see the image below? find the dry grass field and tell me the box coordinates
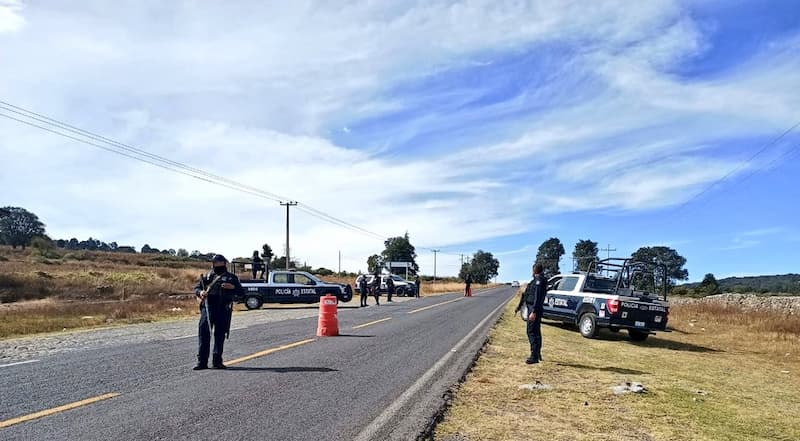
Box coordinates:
[435,293,800,441]
[0,246,480,338]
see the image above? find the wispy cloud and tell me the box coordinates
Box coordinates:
[1,1,798,276]
[718,227,786,251]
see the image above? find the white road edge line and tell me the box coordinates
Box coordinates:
[0,359,40,368]
[168,335,195,341]
[354,291,514,441]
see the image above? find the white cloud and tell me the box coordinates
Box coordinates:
[1,1,798,277]
[0,0,25,33]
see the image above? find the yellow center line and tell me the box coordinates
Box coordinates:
[408,297,462,314]
[352,317,392,329]
[0,392,120,429]
[226,338,315,366]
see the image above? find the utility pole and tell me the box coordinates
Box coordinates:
[338,250,341,274]
[280,201,298,270]
[432,250,440,282]
[460,254,465,268]
[601,244,617,260]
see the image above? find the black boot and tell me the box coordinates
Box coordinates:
[193,364,208,371]
[525,354,539,365]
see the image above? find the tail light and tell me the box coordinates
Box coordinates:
[607,299,620,314]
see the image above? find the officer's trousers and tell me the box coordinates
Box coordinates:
[198,303,230,365]
[526,311,543,360]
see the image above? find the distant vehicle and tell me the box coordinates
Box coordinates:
[232,270,353,309]
[354,274,417,297]
[511,281,520,288]
[540,258,670,342]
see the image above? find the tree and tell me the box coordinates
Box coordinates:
[141,244,153,254]
[458,262,471,281]
[573,239,599,272]
[0,207,46,249]
[367,254,383,273]
[630,246,689,291]
[261,243,274,270]
[177,248,189,258]
[271,256,298,269]
[68,238,79,250]
[697,273,721,296]
[461,250,500,284]
[31,236,59,258]
[536,237,565,278]
[381,233,419,274]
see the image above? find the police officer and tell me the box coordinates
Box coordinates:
[386,276,395,302]
[193,254,244,370]
[251,250,265,279]
[358,274,369,307]
[515,262,547,364]
[371,270,381,306]
[414,275,421,298]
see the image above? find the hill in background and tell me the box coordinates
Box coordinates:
[681,273,800,295]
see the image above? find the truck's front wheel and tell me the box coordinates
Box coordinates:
[244,295,263,310]
[578,313,599,338]
[339,286,353,303]
[629,330,650,342]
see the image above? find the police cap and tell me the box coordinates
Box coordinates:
[211,254,228,263]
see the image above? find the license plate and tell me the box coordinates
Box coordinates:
[654,316,662,323]
[635,321,645,328]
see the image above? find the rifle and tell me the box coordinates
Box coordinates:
[199,273,223,336]
[200,273,235,340]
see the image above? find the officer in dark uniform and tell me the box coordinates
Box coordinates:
[414,275,421,298]
[386,276,395,302]
[464,273,473,297]
[358,274,368,307]
[371,270,381,306]
[193,254,244,370]
[515,262,547,364]
[251,250,265,279]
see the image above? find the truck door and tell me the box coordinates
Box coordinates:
[290,273,321,302]
[547,276,582,319]
[271,272,295,302]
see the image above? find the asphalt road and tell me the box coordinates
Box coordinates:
[1,286,516,441]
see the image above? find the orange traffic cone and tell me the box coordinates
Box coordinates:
[317,295,339,336]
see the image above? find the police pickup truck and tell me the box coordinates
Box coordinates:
[541,258,670,342]
[235,270,353,309]
[354,274,417,296]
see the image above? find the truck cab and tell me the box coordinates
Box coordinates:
[541,258,670,341]
[236,270,353,309]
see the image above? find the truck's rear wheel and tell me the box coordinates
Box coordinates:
[578,313,599,338]
[629,330,650,342]
[245,295,263,310]
[396,287,406,297]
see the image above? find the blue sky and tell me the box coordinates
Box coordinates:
[1,0,799,282]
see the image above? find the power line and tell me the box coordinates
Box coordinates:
[0,100,395,242]
[671,119,800,214]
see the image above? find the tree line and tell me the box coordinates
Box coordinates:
[677,273,800,296]
[533,237,689,291]
[2,206,504,281]
[364,233,500,284]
